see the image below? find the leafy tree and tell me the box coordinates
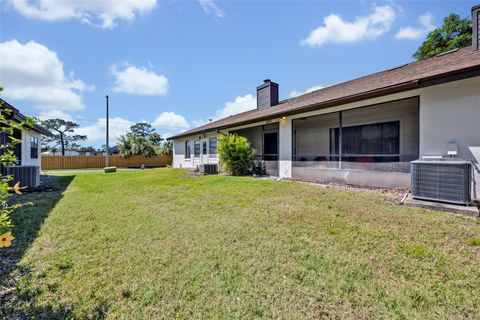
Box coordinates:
[414,14,472,60]
[148,133,163,146]
[117,122,163,157]
[217,134,255,176]
[41,119,87,156]
[1,88,36,247]
[130,122,155,139]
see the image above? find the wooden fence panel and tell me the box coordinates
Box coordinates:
[41,155,172,170]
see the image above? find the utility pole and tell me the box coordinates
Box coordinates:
[105,95,109,167]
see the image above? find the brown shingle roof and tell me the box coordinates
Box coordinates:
[168,47,480,140]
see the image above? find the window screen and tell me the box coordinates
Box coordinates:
[209,137,217,157]
[194,140,201,157]
[185,140,191,159]
[330,121,400,155]
[30,136,39,159]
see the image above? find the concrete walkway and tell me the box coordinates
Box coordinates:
[403,194,479,218]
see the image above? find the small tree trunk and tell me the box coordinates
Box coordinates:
[60,133,65,156]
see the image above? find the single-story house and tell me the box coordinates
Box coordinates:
[42,149,85,156]
[168,5,480,201]
[1,99,50,186]
[42,149,96,156]
[42,146,118,157]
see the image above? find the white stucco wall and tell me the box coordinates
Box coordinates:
[419,77,480,199]
[20,128,41,167]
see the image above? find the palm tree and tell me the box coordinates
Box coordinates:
[117,134,156,158]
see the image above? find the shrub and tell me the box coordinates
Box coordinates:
[1,88,36,247]
[217,134,255,176]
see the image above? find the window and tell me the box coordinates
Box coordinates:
[185,140,191,159]
[30,136,39,159]
[194,140,201,157]
[209,137,217,157]
[202,141,207,155]
[330,121,400,161]
[13,129,22,164]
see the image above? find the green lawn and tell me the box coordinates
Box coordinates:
[1,169,479,319]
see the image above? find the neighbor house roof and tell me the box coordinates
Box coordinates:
[168,47,480,140]
[0,99,51,136]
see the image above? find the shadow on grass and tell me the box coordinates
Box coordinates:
[0,175,76,319]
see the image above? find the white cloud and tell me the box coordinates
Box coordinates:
[215,94,256,119]
[153,112,190,129]
[0,40,91,111]
[395,12,435,40]
[75,117,133,145]
[198,0,224,18]
[191,119,210,127]
[38,109,75,121]
[301,5,396,47]
[289,85,324,98]
[190,94,256,128]
[111,65,169,96]
[7,0,157,29]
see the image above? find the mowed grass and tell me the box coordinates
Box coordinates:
[1,169,480,319]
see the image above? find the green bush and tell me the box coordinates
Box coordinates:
[217,134,255,176]
[1,87,36,246]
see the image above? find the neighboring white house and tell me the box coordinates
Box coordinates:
[42,149,99,156]
[1,99,50,186]
[168,5,480,202]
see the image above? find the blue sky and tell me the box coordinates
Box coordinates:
[0,0,475,147]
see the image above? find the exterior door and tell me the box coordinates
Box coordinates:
[263,131,278,161]
[263,126,279,176]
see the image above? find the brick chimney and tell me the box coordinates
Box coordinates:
[256,79,279,109]
[473,5,480,51]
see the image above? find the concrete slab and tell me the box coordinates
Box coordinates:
[403,194,479,218]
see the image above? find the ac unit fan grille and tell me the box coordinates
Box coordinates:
[4,166,40,188]
[411,160,471,204]
[199,164,218,174]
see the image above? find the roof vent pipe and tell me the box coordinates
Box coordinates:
[256,79,279,109]
[473,5,480,51]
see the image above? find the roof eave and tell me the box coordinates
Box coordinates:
[1,99,51,136]
[167,80,420,140]
[10,111,51,136]
[168,63,480,141]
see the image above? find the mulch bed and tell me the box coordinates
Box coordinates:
[291,179,408,198]
[8,175,60,201]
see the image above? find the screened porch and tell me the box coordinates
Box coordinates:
[291,97,419,187]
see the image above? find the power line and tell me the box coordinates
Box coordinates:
[23,113,189,129]
[25,113,133,125]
